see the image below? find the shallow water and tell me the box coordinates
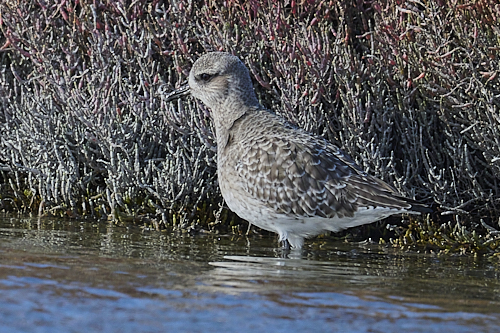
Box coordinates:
[1,216,500,332]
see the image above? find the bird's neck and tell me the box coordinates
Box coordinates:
[212,100,261,151]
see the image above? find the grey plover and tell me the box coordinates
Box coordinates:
[166,52,431,249]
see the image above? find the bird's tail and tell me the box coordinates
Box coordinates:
[407,199,433,214]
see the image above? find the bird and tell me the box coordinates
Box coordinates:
[165,52,431,250]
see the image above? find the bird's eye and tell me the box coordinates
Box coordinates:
[198,73,216,82]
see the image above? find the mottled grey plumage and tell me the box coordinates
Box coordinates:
[166,52,431,249]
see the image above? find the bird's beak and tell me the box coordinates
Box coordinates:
[164,82,190,102]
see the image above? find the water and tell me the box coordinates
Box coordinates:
[1,216,499,332]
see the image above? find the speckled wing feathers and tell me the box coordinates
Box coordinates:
[228,110,413,219]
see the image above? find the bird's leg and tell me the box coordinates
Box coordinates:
[245,222,252,236]
[277,239,291,259]
[281,239,290,250]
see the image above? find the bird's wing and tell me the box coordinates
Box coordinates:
[235,128,414,219]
